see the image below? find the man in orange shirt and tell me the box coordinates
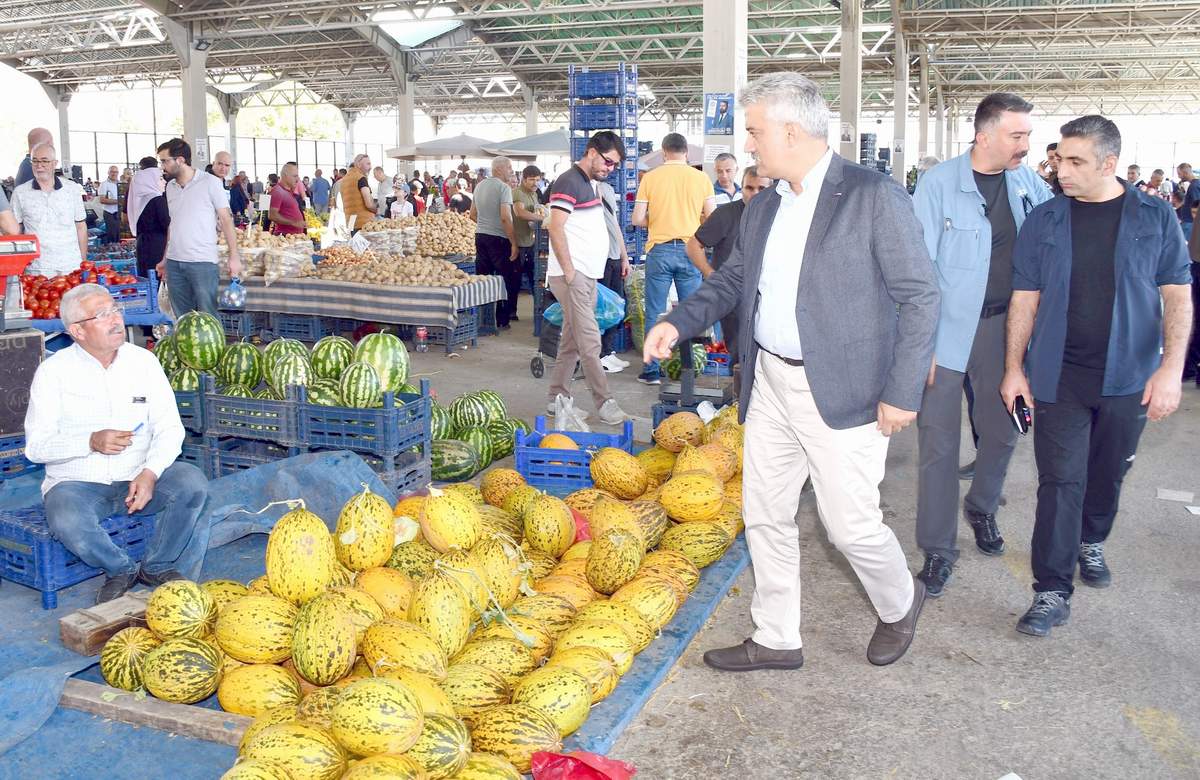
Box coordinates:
[632,133,717,383]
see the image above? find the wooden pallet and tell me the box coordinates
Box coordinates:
[59,679,250,747]
[58,590,150,656]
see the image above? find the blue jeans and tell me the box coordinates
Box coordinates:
[166,259,220,318]
[642,240,702,378]
[43,462,210,577]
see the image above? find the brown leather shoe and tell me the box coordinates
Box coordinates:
[703,639,804,672]
[867,576,926,666]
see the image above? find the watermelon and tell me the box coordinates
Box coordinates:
[459,427,494,468]
[306,379,342,406]
[354,332,410,393]
[154,335,182,375]
[216,341,263,389]
[269,353,311,392]
[340,362,383,408]
[100,627,161,691]
[174,311,225,371]
[431,438,481,482]
[263,339,307,387]
[449,393,491,431]
[486,418,521,460]
[509,417,532,436]
[310,336,354,381]
[170,367,200,392]
[475,390,508,420]
[431,404,454,440]
[256,385,284,401]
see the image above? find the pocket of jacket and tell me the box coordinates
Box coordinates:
[937,225,982,271]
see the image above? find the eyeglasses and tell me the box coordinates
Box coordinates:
[599,155,621,169]
[31,158,56,166]
[73,306,124,325]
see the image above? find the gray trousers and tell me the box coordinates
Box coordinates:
[916,312,1017,562]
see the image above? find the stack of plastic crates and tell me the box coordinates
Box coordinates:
[568,63,644,261]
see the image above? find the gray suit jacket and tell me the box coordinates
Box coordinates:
[665,152,939,429]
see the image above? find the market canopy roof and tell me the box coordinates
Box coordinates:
[482,129,570,159]
[387,133,499,160]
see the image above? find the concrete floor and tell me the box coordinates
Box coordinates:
[410,292,1200,780]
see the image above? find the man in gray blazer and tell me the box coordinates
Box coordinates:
[645,73,940,670]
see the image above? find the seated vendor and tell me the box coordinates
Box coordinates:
[23,284,209,604]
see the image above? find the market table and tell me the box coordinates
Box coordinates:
[218,275,505,329]
[26,311,172,335]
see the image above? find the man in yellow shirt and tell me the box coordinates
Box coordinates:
[632,133,716,383]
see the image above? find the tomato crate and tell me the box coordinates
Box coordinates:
[200,375,303,446]
[266,313,347,343]
[426,307,478,352]
[0,506,156,609]
[0,433,39,481]
[83,269,159,315]
[174,388,205,434]
[515,415,635,494]
[703,353,733,376]
[299,378,431,458]
[208,437,303,477]
[218,309,268,340]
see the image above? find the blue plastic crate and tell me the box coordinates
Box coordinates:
[174,388,205,434]
[209,437,302,477]
[0,506,156,609]
[454,259,476,275]
[352,448,432,495]
[607,322,632,354]
[570,136,639,163]
[703,353,733,376]
[82,269,158,315]
[300,379,431,459]
[219,309,269,340]
[267,313,345,343]
[568,64,638,99]
[178,435,210,476]
[570,101,639,131]
[515,416,634,494]
[201,374,303,446]
[0,434,39,481]
[606,163,639,192]
[478,302,498,337]
[652,400,704,429]
[426,307,478,352]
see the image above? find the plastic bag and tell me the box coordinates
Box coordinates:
[551,393,589,433]
[218,277,246,310]
[625,265,646,353]
[531,751,637,780]
[542,284,625,332]
[158,278,174,320]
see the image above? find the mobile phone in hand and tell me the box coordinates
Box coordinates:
[1011,395,1031,435]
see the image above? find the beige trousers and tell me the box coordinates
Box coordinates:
[547,273,611,411]
[743,351,915,650]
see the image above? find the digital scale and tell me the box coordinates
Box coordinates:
[0,234,40,331]
[658,338,734,408]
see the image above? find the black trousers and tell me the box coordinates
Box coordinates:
[103,211,120,245]
[476,234,521,326]
[1031,365,1147,595]
[519,244,536,293]
[599,257,624,355]
[1185,262,1200,378]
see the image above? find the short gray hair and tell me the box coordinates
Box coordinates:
[30,141,56,160]
[61,284,111,326]
[491,156,512,174]
[714,152,737,165]
[738,72,830,139]
[1060,115,1122,164]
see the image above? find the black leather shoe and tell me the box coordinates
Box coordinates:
[917,553,954,598]
[703,639,804,672]
[138,568,185,588]
[867,576,926,666]
[1078,542,1112,588]
[96,571,139,605]
[958,460,976,480]
[964,508,1005,556]
[1016,591,1071,637]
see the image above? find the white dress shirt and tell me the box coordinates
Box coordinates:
[753,147,834,360]
[24,343,185,496]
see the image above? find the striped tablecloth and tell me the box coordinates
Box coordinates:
[218,276,505,329]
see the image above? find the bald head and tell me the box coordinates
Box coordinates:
[212,151,232,178]
[27,128,51,152]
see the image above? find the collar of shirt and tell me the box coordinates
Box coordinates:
[776,147,834,205]
[32,176,64,191]
[714,180,741,196]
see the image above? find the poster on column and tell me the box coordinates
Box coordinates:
[704,92,735,136]
[194,137,209,168]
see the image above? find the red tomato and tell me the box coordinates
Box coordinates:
[80,261,94,270]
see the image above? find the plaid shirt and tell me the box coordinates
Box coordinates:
[24,343,184,495]
[11,176,86,276]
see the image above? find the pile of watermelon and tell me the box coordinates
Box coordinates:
[158,312,415,409]
[431,390,530,482]
[662,343,709,381]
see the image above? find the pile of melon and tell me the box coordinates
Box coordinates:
[97,408,744,780]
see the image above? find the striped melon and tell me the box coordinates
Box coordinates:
[405,713,471,778]
[420,490,482,553]
[508,593,577,637]
[340,754,426,779]
[214,594,299,664]
[637,571,689,608]
[715,498,745,538]
[241,721,346,780]
[355,566,414,619]
[310,335,355,381]
[265,506,337,605]
[659,521,733,568]
[431,438,481,482]
[142,636,223,704]
[291,593,357,686]
[500,484,541,518]
[100,626,161,691]
[430,403,454,440]
[589,447,648,499]
[220,759,291,780]
[521,548,558,580]
[627,500,670,550]
[263,337,308,375]
[335,484,395,571]
[544,646,620,704]
[305,378,343,406]
[475,504,523,541]
[237,704,299,753]
[246,575,272,595]
[325,586,385,644]
[560,540,592,562]
[217,663,301,716]
[658,470,724,523]
[269,352,311,392]
[438,548,491,616]
[538,433,578,450]
[408,570,473,657]
[532,574,598,611]
[353,331,410,393]
[585,527,645,595]
[146,580,217,640]
[522,495,575,557]
[449,393,492,431]
[174,311,225,370]
[641,549,701,593]
[361,618,448,680]
[169,366,201,393]
[216,341,263,390]
[588,496,643,542]
[377,668,456,717]
[459,427,494,468]
[340,361,384,408]
[296,686,343,730]
[471,616,554,664]
[387,538,440,579]
[554,620,635,675]
[511,666,591,737]
[154,334,182,375]
[393,494,427,520]
[611,577,680,630]
[452,752,522,780]
[468,704,563,773]
[440,663,510,725]
[451,638,536,687]
[653,411,704,452]
[724,475,742,504]
[577,600,657,653]
[696,441,739,481]
[552,558,587,580]
[330,677,424,756]
[443,482,484,505]
[485,418,521,460]
[563,488,616,518]
[203,579,250,613]
[635,446,677,482]
[472,536,523,609]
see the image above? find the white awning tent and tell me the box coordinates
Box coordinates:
[637,143,704,170]
[481,129,571,159]
[386,133,498,160]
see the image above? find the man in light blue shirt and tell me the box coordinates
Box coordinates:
[911,93,1052,598]
[310,169,331,215]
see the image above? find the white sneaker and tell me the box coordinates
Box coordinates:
[597,398,627,425]
[608,352,631,368]
[600,354,625,373]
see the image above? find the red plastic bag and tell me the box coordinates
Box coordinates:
[531,751,636,780]
[571,508,591,541]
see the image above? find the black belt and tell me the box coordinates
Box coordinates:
[758,343,804,367]
[980,303,1008,319]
